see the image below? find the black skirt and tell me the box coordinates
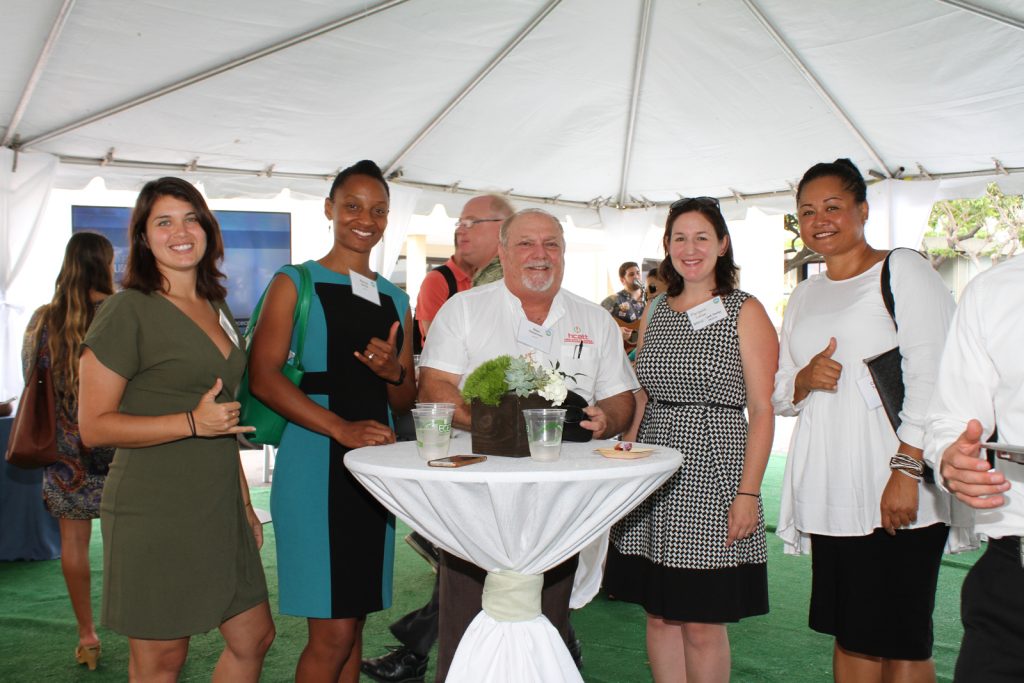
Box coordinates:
[604,544,769,623]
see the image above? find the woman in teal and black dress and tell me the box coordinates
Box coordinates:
[248,159,416,682]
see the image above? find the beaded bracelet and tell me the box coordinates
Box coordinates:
[889,452,924,481]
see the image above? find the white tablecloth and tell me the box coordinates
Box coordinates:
[345,439,681,683]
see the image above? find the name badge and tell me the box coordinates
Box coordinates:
[218,309,240,348]
[856,375,883,410]
[686,296,728,331]
[350,270,381,306]
[517,319,554,353]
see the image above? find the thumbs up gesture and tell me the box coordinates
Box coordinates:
[794,337,842,403]
[192,378,255,436]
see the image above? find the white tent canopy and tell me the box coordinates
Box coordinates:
[3,0,1023,211]
[3,0,1024,398]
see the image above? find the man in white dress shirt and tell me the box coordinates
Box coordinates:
[924,254,1024,682]
[418,208,639,681]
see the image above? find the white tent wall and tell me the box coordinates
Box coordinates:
[0,149,58,403]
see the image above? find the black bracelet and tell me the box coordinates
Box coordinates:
[735,491,760,498]
[186,410,197,438]
[386,365,407,387]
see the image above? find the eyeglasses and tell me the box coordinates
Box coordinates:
[455,218,503,229]
[670,196,721,211]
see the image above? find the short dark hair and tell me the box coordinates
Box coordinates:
[796,158,867,204]
[659,199,738,297]
[328,160,389,200]
[122,176,227,301]
[618,261,639,279]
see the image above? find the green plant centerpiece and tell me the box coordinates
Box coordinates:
[462,354,573,457]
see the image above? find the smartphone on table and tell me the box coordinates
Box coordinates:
[428,455,487,468]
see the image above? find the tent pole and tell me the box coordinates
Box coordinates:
[384,0,564,177]
[54,153,1024,210]
[1,0,77,149]
[18,0,412,149]
[617,0,654,207]
[741,0,893,178]
[934,0,1024,31]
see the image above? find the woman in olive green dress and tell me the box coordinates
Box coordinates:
[79,177,274,681]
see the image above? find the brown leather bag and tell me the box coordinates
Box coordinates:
[6,330,59,469]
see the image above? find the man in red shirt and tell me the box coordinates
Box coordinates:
[414,194,514,349]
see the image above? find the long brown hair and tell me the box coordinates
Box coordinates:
[41,232,114,411]
[122,177,227,300]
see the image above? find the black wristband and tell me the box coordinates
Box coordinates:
[735,491,760,498]
[386,365,407,387]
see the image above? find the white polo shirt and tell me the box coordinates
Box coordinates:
[420,280,639,404]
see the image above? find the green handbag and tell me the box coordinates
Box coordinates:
[237,263,313,447]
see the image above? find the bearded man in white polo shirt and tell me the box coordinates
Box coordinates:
[418,208,638,681]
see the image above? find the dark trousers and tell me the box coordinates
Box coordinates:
[435,551,579,682]
[955,536,1024,682]
[390,574,440,656]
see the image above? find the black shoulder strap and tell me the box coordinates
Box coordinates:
[880,247,927,332]
[412,264,459,354]
[436,264,458,299]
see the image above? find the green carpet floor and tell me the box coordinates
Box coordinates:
[0,454,980,682]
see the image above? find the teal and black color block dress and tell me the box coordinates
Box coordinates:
[271,260,409,618]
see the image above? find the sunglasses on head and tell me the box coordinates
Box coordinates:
[670,196,721,211]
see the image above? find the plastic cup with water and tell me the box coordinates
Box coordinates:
[522,408,567,462]
[411,406,454,461]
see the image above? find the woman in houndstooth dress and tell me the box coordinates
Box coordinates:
[605,196,778,682]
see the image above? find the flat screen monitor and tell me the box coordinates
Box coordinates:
[71,206,291,330]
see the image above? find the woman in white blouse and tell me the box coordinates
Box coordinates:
[773,159,959,682]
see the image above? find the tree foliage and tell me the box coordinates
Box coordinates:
[922,183,1024,269]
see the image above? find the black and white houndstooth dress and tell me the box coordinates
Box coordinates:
[605,290,768,623]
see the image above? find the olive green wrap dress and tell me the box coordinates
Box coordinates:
[83,289,267,639]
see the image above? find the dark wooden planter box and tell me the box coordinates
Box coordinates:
[471,393,552,457]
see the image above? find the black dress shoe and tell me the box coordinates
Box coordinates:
[567,638,583,670]
[361,645,429,683]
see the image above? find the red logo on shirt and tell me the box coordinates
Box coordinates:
[563,331,594,345]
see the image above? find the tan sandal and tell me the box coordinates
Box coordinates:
[75,643,101,671]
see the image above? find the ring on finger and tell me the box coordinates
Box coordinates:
[368,352,375,360]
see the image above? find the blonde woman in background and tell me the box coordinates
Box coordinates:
[21,232,116,670]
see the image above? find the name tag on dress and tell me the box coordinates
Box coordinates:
[218,309,240,348]
[350,270,381,306]
[686,297,727,331]
[856,375,883,410]
[517,319,554,353]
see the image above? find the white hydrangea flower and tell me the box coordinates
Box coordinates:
[537,372,568,406]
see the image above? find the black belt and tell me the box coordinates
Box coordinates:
[651,399,743,412]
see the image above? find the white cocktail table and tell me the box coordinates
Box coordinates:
[346,439,680,682]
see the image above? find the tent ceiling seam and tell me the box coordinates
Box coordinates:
[741,0,893,178]
[933,0,1024,31]
[17,0,412,150]
[384,0,564,177]
[1,0,77,149]
[54,153,1024,209]
[617,0,654,206]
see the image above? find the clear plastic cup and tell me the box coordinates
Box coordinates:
[410,406,455,461]
[522,408,567,462]
[414,402,456,412]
